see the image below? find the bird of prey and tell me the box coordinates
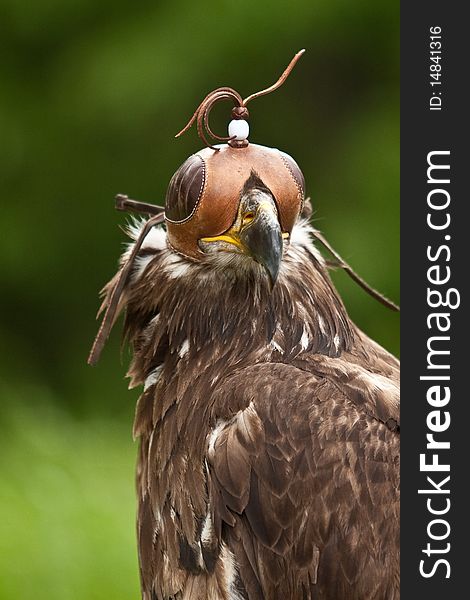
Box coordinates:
[89,54,399,600]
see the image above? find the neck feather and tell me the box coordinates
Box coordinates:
[112,220,356,386]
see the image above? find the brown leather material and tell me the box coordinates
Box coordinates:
[165,143,305,259]
[278,150,305,213]
[164,154,205,221]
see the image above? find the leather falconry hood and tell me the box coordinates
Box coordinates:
[165,144,304,259]
[164,49,306,259]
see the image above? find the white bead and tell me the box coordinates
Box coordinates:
[228,119,249,141]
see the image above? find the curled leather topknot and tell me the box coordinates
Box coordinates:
[175,49,305,150]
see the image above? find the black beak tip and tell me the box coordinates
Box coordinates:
[245,228,282,290]
[238,203,283,290]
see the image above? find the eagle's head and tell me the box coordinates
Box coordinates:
[88,53,364,369]
[111,141,358,382]
[88,141,360,370]
[163,143,305,289]
[198,172,284,287]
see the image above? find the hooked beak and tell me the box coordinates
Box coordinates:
[239,202,283,287]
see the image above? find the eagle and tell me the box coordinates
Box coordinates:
[89,56,399,600]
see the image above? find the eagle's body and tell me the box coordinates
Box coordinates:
[107,214,399,600]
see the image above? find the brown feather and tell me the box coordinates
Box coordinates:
[99,220,399,599]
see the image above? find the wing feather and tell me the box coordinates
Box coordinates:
[207,361,399,599]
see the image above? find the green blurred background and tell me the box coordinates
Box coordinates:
[0,1,399,598]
